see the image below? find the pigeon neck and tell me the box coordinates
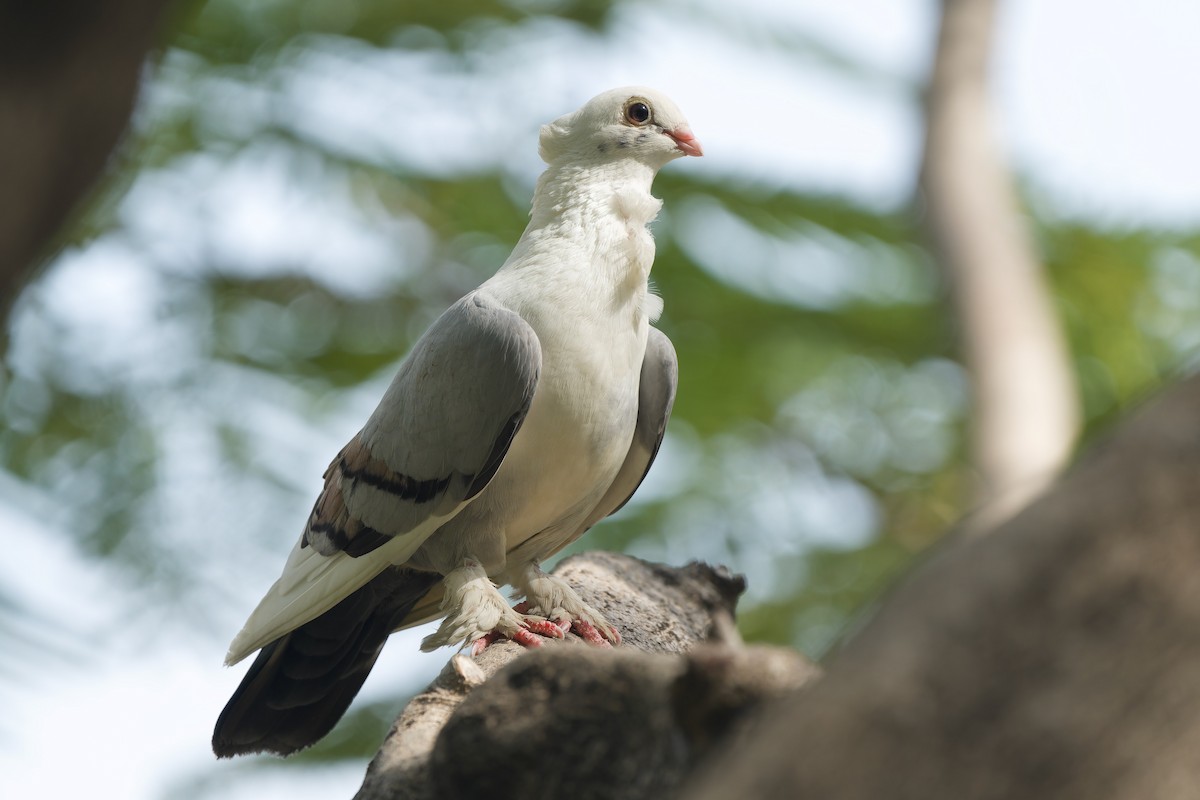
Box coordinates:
[530,159,659,227]
[502,157,662,311]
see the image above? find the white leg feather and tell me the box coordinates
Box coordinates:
[420,559,528,652]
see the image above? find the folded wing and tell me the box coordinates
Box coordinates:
[225,292,541,664]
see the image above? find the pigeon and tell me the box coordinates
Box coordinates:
[212,86,703,758]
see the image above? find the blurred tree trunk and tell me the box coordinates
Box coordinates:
[0,0,178,321]
[684,373,1200,800]
[919,0,1079,525]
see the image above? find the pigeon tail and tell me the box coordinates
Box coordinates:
[213,567,441,758]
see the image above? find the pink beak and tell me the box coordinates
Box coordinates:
[667,126,704,157]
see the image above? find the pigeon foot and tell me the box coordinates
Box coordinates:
[422,560,566,652]
[468,601,572,655]
[515,563,622,646]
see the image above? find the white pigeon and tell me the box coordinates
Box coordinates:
[213,86,702,757]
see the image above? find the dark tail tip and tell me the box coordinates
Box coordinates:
[212,567,442,758]
[212,633,378,758]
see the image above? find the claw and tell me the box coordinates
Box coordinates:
[470,625,547,654]
[571,618,613,648]
[469,612,563,655]
[510,627,545,649]
[470,631,505,656]
[521,617,567,639]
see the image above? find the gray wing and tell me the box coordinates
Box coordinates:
[219,292,540,743]
[304,290,542,557]
[580,326,678,529]
[227,291,541,663]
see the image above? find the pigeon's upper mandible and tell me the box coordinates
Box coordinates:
[213,86,702,758]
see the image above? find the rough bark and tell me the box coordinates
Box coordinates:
[354,552,818,800]
[920,0,1079,524]
[0,0,178,317]
[686,373,1200,799]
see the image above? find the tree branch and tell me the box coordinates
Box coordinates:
[354,552,817,800]
[0,0,178,317]
[687,373,1200,799]
[920,0,1079,523]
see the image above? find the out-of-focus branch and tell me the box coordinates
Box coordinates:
[920,0,1079,524]
[0,1,178,320]
[687,372,1200,800]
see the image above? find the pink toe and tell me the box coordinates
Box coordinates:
[471,631,504,656]
[523,617,566,639]
[571,618,613,648]
[511,627,544,649]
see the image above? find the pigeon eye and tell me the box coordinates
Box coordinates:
[624,100,651,126]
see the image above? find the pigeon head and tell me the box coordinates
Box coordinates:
[539,87,703,168]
